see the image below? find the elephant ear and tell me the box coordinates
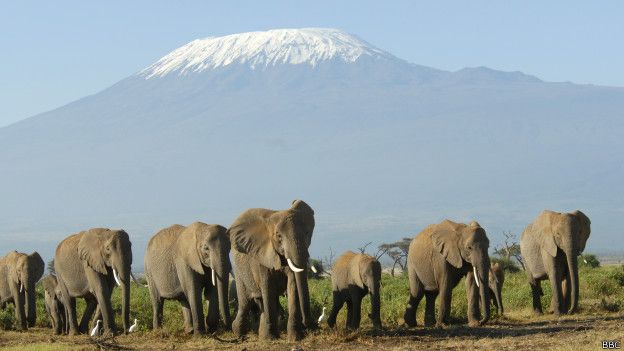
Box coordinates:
[178,223,206,274]
[540,231,558,257]
[28,252,45,282]
[430,221,463,268]
[78,230,108,275]
[571,210,591,253]
[230,211,281,270]
[42,275,57,297]
[349,254,365,289]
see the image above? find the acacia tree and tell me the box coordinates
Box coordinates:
[493,231,525,271]
[379,237,412,276]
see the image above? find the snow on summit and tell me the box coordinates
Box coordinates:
[140,28,396,78]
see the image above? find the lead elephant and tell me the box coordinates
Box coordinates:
[230,200,316,341]
[0,251,44,330]
[520,210,590,315]
[404,220,491,327]
[54,228,140,335]
[327,251,382,330]
[144,222,231,335]
[42,274,67,335]
[488,262,504,315]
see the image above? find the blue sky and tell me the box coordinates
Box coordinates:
[1,1,622,127]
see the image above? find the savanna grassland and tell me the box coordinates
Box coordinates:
[1,264,623,350]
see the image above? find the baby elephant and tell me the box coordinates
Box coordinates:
[327,251,382,330]
[488,263,504,315]
[42,275,66,335]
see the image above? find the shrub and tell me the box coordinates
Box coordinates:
[579,254,600,268]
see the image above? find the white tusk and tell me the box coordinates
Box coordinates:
[112,268,122,286]
[311,265,318,274]
[491,271,499,285]
[211,269,216,286]
[20,282,24,293]
[473,267,480,288]
[287,258,304,273]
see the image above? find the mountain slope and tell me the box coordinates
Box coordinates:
[1,28,622,264]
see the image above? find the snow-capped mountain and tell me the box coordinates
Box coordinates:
[1,28,623,264]
[141,28,399,78]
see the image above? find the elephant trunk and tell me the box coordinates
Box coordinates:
[216,261,232,328]
[116,262,131,333]
[494,285,504,315]
[294,266,313,329]
[476,258,490,325]
[565,243,579,314]
[369,278,382,329]
[25,278,37,327]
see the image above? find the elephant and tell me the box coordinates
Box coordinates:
[0,251,44,330]
[487,262,504,315]
[327,251,382,330]
[230,199,316,341]
[520,210,590,315]
[42,274,67,335]
[144,222,231,335]
[403,220,491,328]
[54,228,140,335]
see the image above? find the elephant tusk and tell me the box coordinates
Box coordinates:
[287,258,304,273]
[20,282,24,293]
[112,268,122,287]
[473,267,480,288]
[310,265,318,274]
[211,269,216,286]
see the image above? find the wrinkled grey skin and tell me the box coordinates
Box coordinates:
[144,222,231,335]
[42,275,67,335]
[487,263,504,315]
[520,210,590,315]
[55,228,134,335]
[0,251,44,330]
[230,200,316,341]
[327,251,382,330]
[404,220,491,328]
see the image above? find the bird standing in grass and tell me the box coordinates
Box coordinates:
[129,318,138,332]
[318,306,326,324]
[90,320,101,337]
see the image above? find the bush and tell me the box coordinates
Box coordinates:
[579,254,600,268]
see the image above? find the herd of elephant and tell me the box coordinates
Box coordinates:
[0,200,591,342]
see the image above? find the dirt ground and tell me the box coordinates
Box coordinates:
[0,312,622,351]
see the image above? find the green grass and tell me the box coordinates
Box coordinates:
[1,264,623,333]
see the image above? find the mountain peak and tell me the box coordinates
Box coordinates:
[139,28,397,79]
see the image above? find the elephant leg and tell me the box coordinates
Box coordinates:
[530,280,543,315]
[489,288,498,313]
[466,271,480,326]
[424,292,437,327]
[327,290,344,328]
[180,300,194,334]
[58,280,79,335]
[258,276,278,339]
[232,278,252,338]
[349,288,362,330]
[545,260,564,315]
[205,286,219,332]
[404,269,425,328]
[149,288,164,329]
[79,296,97,334]
[183,278,206,336]
[561,274,571,313]
[437,278,453,328]
[345,299,353,329]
